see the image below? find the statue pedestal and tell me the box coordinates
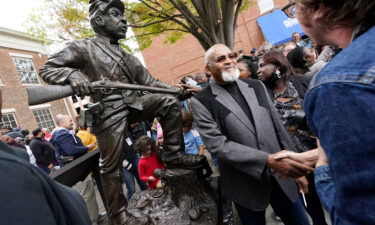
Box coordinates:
[125,168,217,225]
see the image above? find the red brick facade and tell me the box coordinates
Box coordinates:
[141,0,288,84]
[0,45,74,132]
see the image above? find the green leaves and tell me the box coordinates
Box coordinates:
[26,0,252,52]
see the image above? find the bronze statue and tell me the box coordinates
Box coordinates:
[39,0,206,224]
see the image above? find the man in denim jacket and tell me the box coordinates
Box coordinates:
[277,0,375,224]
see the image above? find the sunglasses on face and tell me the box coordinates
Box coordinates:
[214,52,238,63]
[282,2,297,18]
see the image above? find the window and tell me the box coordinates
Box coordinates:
[0,113,18,128]
[32,108,56,132]
[12,57,40,85]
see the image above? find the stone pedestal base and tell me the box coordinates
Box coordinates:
[125,168,217,225]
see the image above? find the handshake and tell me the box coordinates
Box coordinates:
[268,143,328,178]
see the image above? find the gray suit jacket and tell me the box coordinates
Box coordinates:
[191,79,298,210]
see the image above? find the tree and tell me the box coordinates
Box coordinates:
[26,0,252,51]
[128,0,252,50]
[26,0,92,41]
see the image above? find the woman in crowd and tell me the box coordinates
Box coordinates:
[237,56,258,79]
[257,50,328,225]
[287,46,329,76]
[257,50,316,151]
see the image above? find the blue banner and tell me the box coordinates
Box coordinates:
[256,9,304,45]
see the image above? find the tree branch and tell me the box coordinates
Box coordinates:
[132,28,189,38]
[138,0,163,13]
[168,0,212,43]
[129,15,183,28]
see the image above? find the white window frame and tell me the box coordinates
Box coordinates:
[11,53,41,86]
[0,109,19,128]
[31,106,56,132]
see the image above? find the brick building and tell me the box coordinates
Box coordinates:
[141,0,289,84]
[0,26,75,132]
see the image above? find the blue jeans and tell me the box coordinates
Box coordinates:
[235,178,310,225]
[122,155,147,199]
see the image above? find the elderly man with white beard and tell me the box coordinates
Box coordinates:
[191,44,313,225]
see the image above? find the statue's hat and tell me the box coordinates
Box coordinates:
[89,0,125,17]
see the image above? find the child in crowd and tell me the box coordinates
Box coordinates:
[135,136,165,189]
[181,111,204,155]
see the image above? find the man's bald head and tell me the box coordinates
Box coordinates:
[204,44,239,85]
[204,44,231,65]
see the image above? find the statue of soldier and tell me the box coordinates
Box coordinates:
[40,0,205,224]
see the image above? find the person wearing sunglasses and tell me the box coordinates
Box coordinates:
[276,1,375,224]
[191,44,313,225]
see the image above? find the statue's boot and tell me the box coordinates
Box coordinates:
[165,153,206,169]
[158,97,207,170]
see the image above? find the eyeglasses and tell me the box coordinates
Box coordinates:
[282,2,297,18]
[213,52,238,63]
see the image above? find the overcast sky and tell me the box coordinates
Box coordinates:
[0,0,146,65]
[0,0,44,31]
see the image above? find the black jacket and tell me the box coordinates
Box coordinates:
[0,141,90,225]
[29,138,56,166]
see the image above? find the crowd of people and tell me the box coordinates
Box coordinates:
[0,111,209,224]
[0,0,374,225]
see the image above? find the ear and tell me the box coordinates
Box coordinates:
[205,64,211,74]
[94,15,105,27]
[312,3,329,24]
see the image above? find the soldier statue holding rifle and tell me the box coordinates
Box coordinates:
[40,0,205,224]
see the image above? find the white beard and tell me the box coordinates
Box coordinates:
[221,68,240,83]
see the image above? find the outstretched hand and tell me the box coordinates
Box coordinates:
[68,71,94,98]
[316,139,329,167]
[268,153,314,178]
[273,149,319,168]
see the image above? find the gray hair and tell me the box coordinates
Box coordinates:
[55,114,70,126]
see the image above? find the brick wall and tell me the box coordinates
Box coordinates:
[0,46,73,132]
[141,0,289,84]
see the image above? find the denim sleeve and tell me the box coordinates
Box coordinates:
[315,165,335,213]
[305,82,375,224]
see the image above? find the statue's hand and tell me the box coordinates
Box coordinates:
[68,71,94,97]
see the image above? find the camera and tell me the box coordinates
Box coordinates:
[181,77,198,87]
